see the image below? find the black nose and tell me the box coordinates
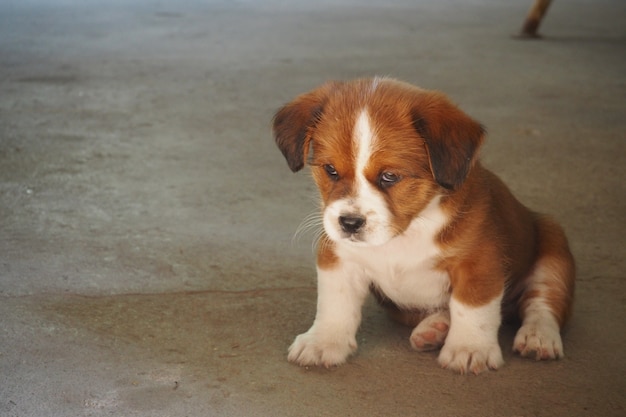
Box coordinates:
[338,215,366,234]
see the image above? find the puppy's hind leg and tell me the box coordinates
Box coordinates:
[513,215,575,360]
[371,288,450,352]
[410,310,450,352]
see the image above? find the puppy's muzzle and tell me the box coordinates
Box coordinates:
[339,214,366,235]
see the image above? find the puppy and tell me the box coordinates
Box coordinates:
[272,77,575,374]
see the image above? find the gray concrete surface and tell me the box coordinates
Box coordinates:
[1,0,624,416]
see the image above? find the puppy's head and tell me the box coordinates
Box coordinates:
[273,78,484,247]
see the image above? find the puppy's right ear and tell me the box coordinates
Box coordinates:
[272,82,341,172]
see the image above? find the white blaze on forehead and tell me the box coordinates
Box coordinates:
[353,109,391,242]
[354,109,375,176]
[322,108,393,245]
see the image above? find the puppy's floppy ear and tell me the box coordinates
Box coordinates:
[272,81,341,172]
[410,92,485,190]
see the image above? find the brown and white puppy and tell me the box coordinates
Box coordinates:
[272,77,575,374]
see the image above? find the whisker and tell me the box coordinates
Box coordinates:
[315,232,332,256]
[292,210,324,250]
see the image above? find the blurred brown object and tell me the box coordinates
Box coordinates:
[521,0,553,38]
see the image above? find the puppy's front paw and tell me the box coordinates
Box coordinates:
[513,321,563,360]
[288,329,357,368]
[438,341,504,375]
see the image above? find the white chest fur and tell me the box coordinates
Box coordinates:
[334,196,451,310]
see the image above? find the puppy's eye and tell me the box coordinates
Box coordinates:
[379,171,400,188]
[323,164,339,180]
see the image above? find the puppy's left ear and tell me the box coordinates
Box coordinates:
[272,81,341,172]
[411,92,485,190]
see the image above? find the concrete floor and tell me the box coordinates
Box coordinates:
[1,0,624,416]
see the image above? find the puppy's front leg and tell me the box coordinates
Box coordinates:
[438,293,505,374]
[288,264,369,367]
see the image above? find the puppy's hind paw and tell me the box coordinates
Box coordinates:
[513,322,564,360]
[410,311,450,352]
